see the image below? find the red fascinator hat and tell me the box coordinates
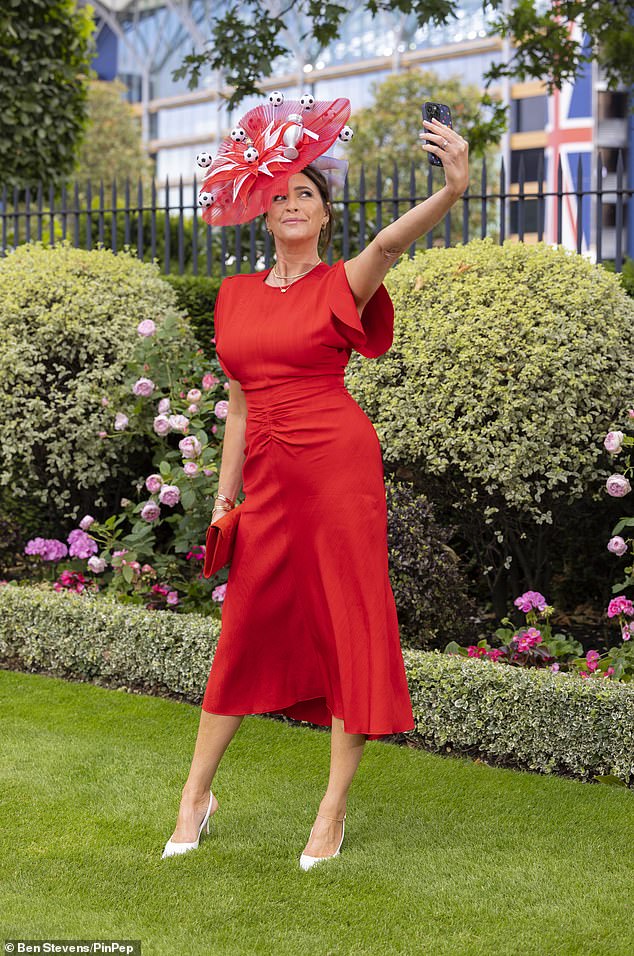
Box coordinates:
[196,94,353,227]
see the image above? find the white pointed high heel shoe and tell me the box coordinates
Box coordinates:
[161,790,216,859]
[299,812,346,871]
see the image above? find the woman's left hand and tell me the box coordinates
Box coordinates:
[420,118,469,198]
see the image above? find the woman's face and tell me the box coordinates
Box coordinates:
[265,172,328,249]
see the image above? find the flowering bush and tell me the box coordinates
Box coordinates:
[22,310,233,614]
[443,407,634,682]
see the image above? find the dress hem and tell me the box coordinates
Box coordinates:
[201,692,416,739]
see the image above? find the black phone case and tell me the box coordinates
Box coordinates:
[422,102,453,167]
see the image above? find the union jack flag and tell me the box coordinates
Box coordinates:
[544,21,594,253]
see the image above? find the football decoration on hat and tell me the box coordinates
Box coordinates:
[230,127,246,142]
[198,191,214,208]
[338,125,354,142]
[196,151,213,168]
[199,96,351,227]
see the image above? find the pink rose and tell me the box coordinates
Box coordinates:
[88,556,107,573]
[159,484,181,507]
[153,414,171,436]
[212,582,227,602]
[187,388,202,403]
[168,414,189,434]
[137,319,157,337]
[214,400,229,420]
[211,425,218,434]
[141,501,161,522]
[79,515,95,530]
[606,474,631,497]
[114,412,129,431]
[158,397,171,414]
[603,431,624,454]
[145,474,163,493]
[166,590,179,606]
[202,374,218,390]
[550,662,560,672]
[607,536,628,556]
[183,461,199,476]
[179,435,202,459]
[133,377,155,397]
[187,404,199,415]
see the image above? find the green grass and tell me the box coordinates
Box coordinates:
[1,669,633,956]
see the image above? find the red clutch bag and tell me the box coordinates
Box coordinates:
[203,503,243,578]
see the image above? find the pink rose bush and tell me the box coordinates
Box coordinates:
[444,404,634,682]
[18,303,233,613]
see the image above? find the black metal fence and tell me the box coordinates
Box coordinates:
[1,151,631,275]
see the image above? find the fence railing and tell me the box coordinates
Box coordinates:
[1,152,631,275]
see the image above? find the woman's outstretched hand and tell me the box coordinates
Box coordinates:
[420,118,469,198]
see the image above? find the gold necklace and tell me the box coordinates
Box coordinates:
[272,260,321,292]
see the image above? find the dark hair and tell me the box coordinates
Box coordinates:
[301,164,334,253]
[263,163,334,254]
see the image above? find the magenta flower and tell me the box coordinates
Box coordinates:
[24,537,68,561]
[114,412,129,431]
[606,474,631,497]
[214,400,229,420]
[467,645,487,658]
[585,650,600,672]
[68,529,98,559]
[607,597,634,618]
[133,377,155,397]
[513,590,548,613]
[515,628,542,652]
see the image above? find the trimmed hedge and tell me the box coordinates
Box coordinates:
[1,583,632,786]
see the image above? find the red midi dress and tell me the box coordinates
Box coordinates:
[201,259,415,740]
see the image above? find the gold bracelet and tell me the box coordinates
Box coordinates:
[215,492,235,507]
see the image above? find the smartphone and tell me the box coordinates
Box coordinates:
[422,102,453,167]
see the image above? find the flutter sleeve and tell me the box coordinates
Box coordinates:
[327,258,394,359]
[213,281,236,380]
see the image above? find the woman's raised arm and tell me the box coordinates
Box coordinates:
[344,117,470,310]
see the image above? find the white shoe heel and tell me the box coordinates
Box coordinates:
[299,812,346,871]
[161,790,216,859]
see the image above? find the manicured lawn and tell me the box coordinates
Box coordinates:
[1,668,633,956]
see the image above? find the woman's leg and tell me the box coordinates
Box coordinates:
[169,710,244,843]
[302,715,367,857]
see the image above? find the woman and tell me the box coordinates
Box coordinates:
[162,107,469,867]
